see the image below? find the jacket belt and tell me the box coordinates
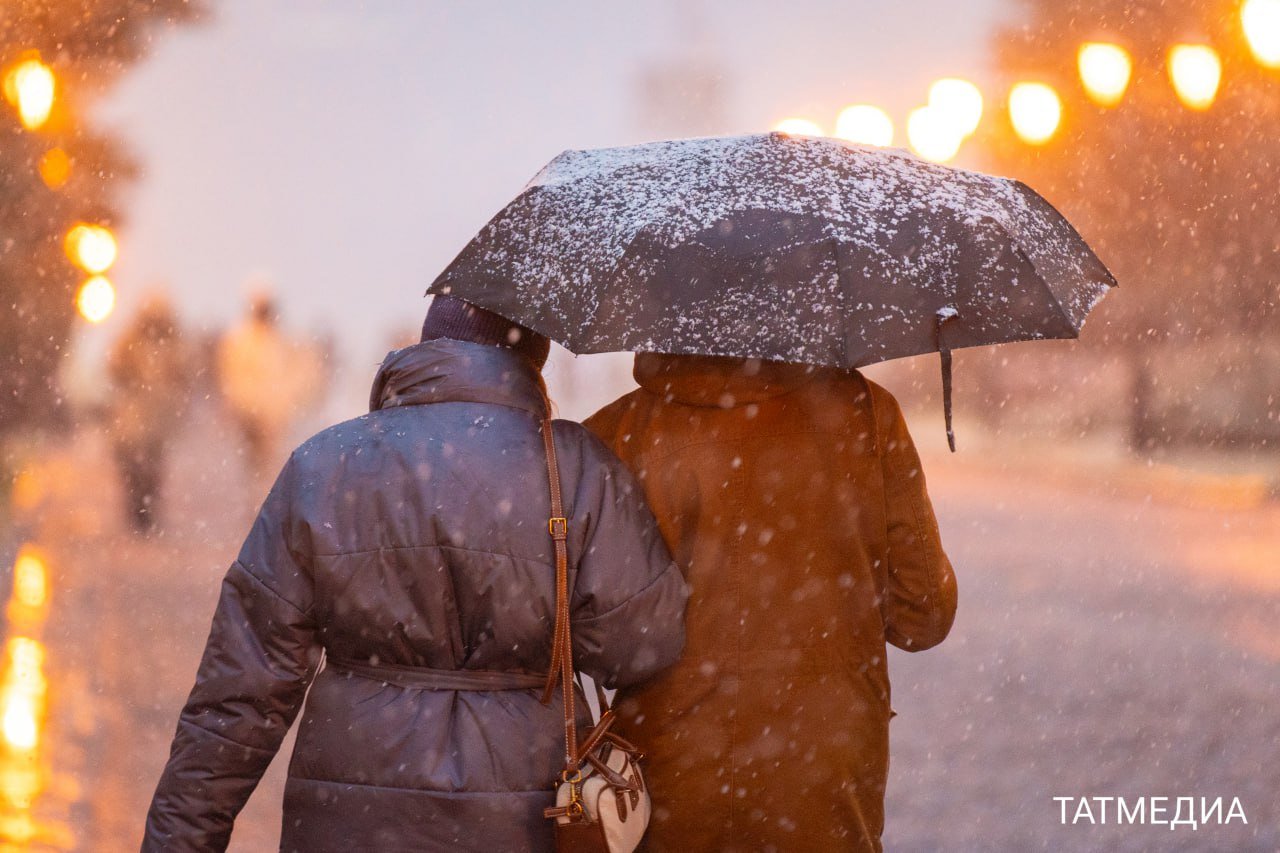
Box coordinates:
[327,657,546,691]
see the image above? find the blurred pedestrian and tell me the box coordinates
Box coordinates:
[106,295,190,534]
[587,354,958,852]
[144,295,687,851]
[215,290,322,475]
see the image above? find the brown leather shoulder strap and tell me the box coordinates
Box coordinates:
[540,419,578,770]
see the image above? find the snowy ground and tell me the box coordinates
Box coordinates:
[886,456,1280,851]
[5,404,1278,851]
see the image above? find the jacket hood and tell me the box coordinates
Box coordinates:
[633,352,818,408]
[370,338,548,417]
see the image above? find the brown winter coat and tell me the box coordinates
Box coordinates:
[586,354,957,852]
[143,339,688,852]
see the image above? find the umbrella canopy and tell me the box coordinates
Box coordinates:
[429,133,1117,447]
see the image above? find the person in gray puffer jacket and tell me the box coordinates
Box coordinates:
[143,296,688,852]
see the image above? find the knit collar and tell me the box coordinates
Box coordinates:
[369,338,548,417]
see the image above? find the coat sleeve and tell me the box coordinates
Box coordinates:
[871,384,958,652]
[560,424,689,690]
[143,454,320,852]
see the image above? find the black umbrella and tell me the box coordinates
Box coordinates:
[429,133,1116,450]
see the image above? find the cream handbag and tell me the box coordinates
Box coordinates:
[539,420,651,853]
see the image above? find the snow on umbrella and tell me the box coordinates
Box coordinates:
[428,132,1117,449]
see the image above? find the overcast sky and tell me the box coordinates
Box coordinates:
[89,0,1007,399]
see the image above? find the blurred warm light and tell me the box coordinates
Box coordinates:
[906,106,964,163]
[0,617,51,840]
[0,638,46,754]
[76,276,116,324]
[6,640,45,688]
[0,766,39,810]
[38,148,71,189]
[772,117,825,137]
[1008,82,1062,144]
[834,105,894,146]
[11,550,47,612]
[927,78,984,137]
[0,811,39,845]
[1168,44,1222,110]
[64,224,117,274]
[1243,0,1280,67]
[2,57,55,131]
[1,695,38,752]
[1078,42,1132,107]
[10,470,43,512]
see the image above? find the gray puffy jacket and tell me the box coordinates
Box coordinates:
[143,338,688,852]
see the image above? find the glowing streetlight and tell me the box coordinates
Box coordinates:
[1078,42,1132,107]
[834,105,894,147]
[772,117,825,137]
[1242,0,1280,67]
[1168,44,1222,110]
[65,224,117,274]
[1008,82,1062,145]
[927,78,984,137]
[2,57,55,131]
[38,148,71,189]
[76,276,116,324]
[906,106,964,163]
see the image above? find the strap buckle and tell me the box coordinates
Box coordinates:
[548,517,569,539]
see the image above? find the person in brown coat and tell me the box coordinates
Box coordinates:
[586,353,957,853]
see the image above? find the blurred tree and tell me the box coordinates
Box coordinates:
[0,0,204,437]
[983,0,1280,448]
